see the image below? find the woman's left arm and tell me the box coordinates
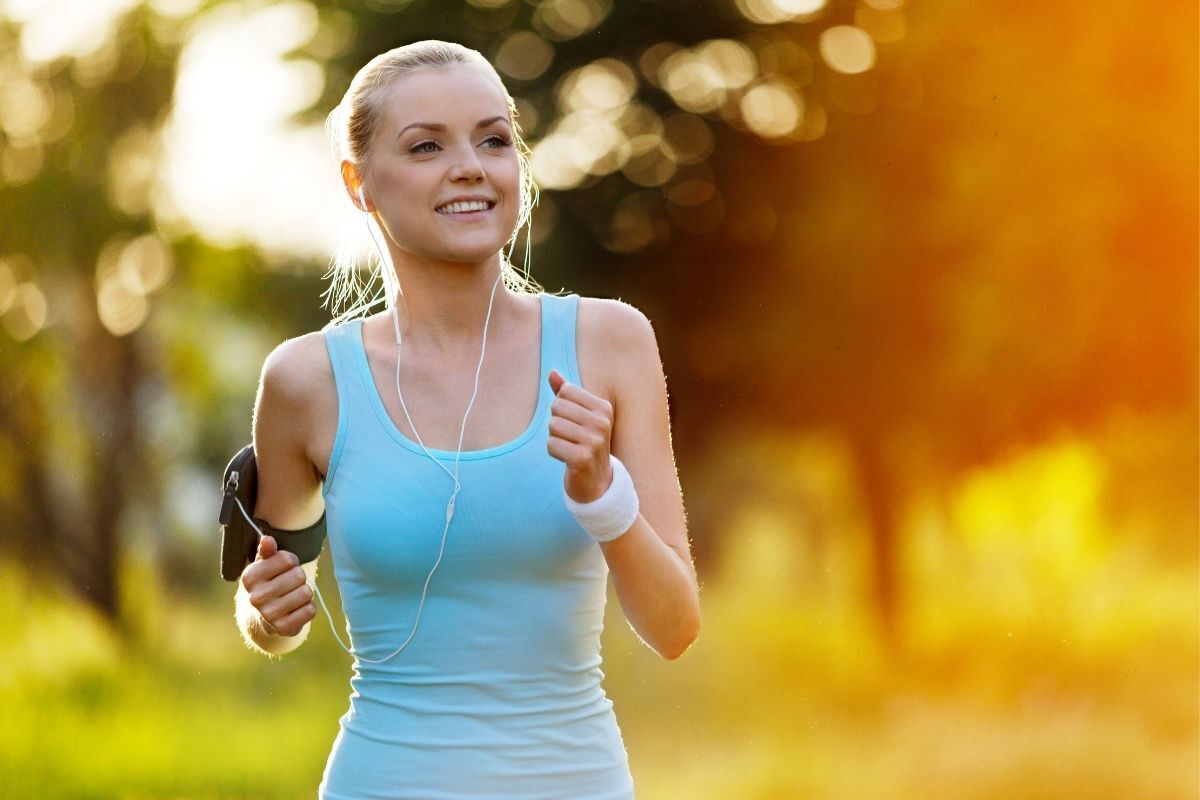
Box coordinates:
[547,298,700,660]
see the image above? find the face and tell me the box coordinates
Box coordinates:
[357,64,522,267]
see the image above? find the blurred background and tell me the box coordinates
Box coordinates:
[0,0,1196,797]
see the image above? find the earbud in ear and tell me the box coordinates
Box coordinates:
[357,186,368,210]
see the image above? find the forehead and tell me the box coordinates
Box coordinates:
[378,64,510,133]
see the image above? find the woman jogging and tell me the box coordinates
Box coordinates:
[233,40,700,799]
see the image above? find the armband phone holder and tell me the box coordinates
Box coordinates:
[219,444,327,581]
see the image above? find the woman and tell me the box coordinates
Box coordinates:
[234,40,700,799]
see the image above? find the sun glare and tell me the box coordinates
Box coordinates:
[160,1,347,262]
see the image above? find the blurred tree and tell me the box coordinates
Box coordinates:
[0,8,182,621]
[292,0,1196,645]
[2,0,1193,653]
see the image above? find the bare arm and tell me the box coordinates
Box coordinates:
[549,299,700,660]
[234,333,333,657]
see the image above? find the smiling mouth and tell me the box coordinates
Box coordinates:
[436,200,495,215]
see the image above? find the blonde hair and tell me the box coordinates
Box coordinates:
[323,40,539,324]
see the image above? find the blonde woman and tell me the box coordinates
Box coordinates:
[233,40,699,799]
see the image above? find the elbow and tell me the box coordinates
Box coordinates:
[658,606,701,661]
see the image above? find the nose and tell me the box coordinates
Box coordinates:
[449,144,485,182]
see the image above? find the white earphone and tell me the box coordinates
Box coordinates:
[301,189,502,663]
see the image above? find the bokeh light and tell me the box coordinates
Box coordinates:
[819,25,877,74]
[533,0,612,42]
[855,6,907,44]
[740,79,805,139]
[94,234,173,337]
[2,280,46,341]
[0,0,141,64]
[161,0,343,258]
[494,31,554,81]
[0,3,1194,799]
[0,256,18,314]
[661,112,714,164]
[734,0,826,25]
[107,125,158,217]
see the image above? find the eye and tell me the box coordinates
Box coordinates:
[409,140,440,155]
[482,134,512,149]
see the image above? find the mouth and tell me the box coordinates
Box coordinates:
[436,199,496,216]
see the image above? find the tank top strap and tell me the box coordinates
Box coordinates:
[540,292,581,387]
[321,319,371,494]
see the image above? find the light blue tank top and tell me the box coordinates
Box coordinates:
[317,293,634,800]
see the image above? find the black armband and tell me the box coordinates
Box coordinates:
[219,444,327,581]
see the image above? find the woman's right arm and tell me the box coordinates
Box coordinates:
[234,333,335,657]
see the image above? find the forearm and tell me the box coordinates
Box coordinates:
[234,584,311,657]
[600,515,700,660]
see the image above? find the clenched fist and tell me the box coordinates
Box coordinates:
[547,369,615,504]
[240,535,316,637]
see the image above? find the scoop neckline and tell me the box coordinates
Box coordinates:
[349,295,547,461]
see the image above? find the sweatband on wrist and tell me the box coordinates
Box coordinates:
[564,455,639,543]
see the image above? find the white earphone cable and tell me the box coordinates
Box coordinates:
[263,212,501,664]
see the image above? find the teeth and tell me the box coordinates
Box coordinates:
[437,200,491,214]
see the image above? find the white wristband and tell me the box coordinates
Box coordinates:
[564,455,639,543]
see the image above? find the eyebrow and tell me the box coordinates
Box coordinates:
[397,116,510,138]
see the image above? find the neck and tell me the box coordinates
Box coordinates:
[385,251,512,353]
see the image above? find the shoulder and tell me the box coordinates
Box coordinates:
[576,296,657,355]
[258,329,335,415]
[575,297,662,404]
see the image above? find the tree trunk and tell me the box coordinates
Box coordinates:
[851,429,900,650]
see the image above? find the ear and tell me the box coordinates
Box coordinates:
[341,160,371,211]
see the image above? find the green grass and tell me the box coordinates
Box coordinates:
[0,515,1195,799]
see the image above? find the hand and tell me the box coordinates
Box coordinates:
[547,370,615,504]
[240,535,316,637]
